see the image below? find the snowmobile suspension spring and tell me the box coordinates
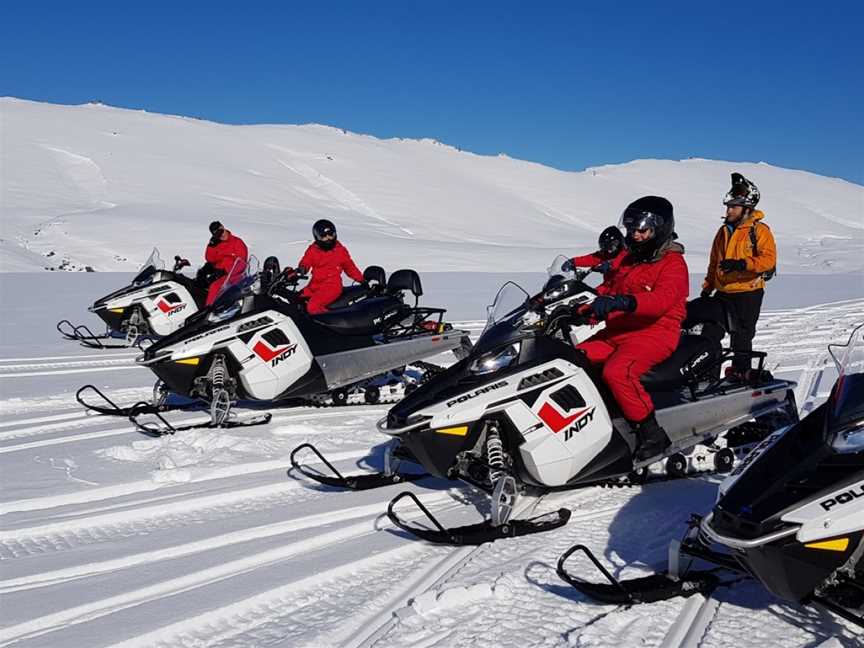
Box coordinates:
[486,423,505,483]
[210,355,227,388]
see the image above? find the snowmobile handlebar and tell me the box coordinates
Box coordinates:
[172,256,191,272]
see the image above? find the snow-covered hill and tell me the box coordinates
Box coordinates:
[1,97,862,274]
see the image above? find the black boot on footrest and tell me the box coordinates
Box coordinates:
[633,412,671,462]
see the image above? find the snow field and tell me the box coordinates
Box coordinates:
[0,287,862,646]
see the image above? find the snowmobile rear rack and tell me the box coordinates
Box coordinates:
[386,490,571,545]
[289,442,426,490]
[556,543,721,605]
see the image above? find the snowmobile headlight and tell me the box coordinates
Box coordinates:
[207,300,242,323]
[469,342,521,375]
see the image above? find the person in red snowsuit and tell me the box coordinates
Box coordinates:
[203,221,249,306]
[297,219,364,314]
[576,197,689,461]
[561,225,627,281]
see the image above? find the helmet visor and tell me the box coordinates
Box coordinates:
[619,208,665,238]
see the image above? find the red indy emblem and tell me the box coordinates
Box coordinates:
[253,340,297,366]
[538,403,597,441]
[157,299,186,315]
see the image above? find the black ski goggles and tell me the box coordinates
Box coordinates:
[619,208,665,235]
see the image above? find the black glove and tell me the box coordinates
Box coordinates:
[589,294,635,319]
[593,260,612,275]
[208,235,222,247]
[561,258,575,273]
[700,289,714,299]
[719,258,747,273]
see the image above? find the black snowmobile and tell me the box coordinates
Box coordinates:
[78,257,472,436]
[375,258,798,545]
[557,323,864,629]
[58,248,213,349]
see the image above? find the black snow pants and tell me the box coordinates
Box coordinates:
[717,289,764,372]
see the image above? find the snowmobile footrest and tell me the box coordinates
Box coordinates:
[387,491,571,545]
[556,544,720,605]
[289,443,426,490]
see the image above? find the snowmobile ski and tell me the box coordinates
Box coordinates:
[130,407,272,437]
[386,490,571,545]
[289,442,426,490]
[556,543,722,605]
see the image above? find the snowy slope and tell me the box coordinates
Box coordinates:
[2,97,862,274]
[0,273,862,647]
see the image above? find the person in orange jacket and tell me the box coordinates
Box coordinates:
[561,226,626,279]
[202,221,248,306]
[702,173,777,380]
[297,219,364,314]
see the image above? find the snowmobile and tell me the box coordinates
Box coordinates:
[78,256,472,436]
[57,248,209,349]
[557,323,864,629]
[381,257,799,545]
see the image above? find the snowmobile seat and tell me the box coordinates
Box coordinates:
[641,334,720,392]
[312,296,408,335]
[387,269,423,298]
[326,266,387,310]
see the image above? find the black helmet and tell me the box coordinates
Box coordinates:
[723,172,760,208]
[619,196,675,260]
[313,219,337,250]
[209,221,224,235]
[598,226,625,259]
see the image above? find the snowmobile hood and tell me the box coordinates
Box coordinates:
[712,399,864,541]
[91,270,172,309]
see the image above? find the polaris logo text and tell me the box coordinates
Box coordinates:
[446,381,509,407]
[820,483,864,512]
[563,407,596,441]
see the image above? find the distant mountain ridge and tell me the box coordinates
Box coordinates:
[2,97,862,274]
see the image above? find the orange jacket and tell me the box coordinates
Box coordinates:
[703,210,777,294]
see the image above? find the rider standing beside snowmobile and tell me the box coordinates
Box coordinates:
[576,196,689,461]
[297,219,365,314]
[561,226,626,279]
[202,221,249,306]
[701,173,776,381]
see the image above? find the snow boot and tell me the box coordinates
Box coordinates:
[633,412,671,462]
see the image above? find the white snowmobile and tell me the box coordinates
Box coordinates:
[557,323,864,630]
[57,248,210,349]
[78,257,472,436]
[379,258,798,545]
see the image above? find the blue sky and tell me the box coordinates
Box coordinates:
[2,1,862,183]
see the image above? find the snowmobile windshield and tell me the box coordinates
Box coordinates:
[827,323,864,454]
[485,281,531,330]
[547,254,577,281]
[132,248,165,285]
[208,256,260,322]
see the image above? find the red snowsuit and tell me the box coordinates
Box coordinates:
[298,241,364,314]
[570,249,627,284]
[576,241,689,422]
[204,233,249,306]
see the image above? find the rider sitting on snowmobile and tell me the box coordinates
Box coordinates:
[561,226,626,278]
[575,196,689,462]
[294,219,365,315]
[201,221,249,306]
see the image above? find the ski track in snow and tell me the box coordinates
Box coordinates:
[0,306,862,647]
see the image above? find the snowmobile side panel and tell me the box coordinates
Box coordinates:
[315,330,466,390]
[783,478,864,542]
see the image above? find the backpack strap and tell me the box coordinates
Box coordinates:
[749,223,759,256]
